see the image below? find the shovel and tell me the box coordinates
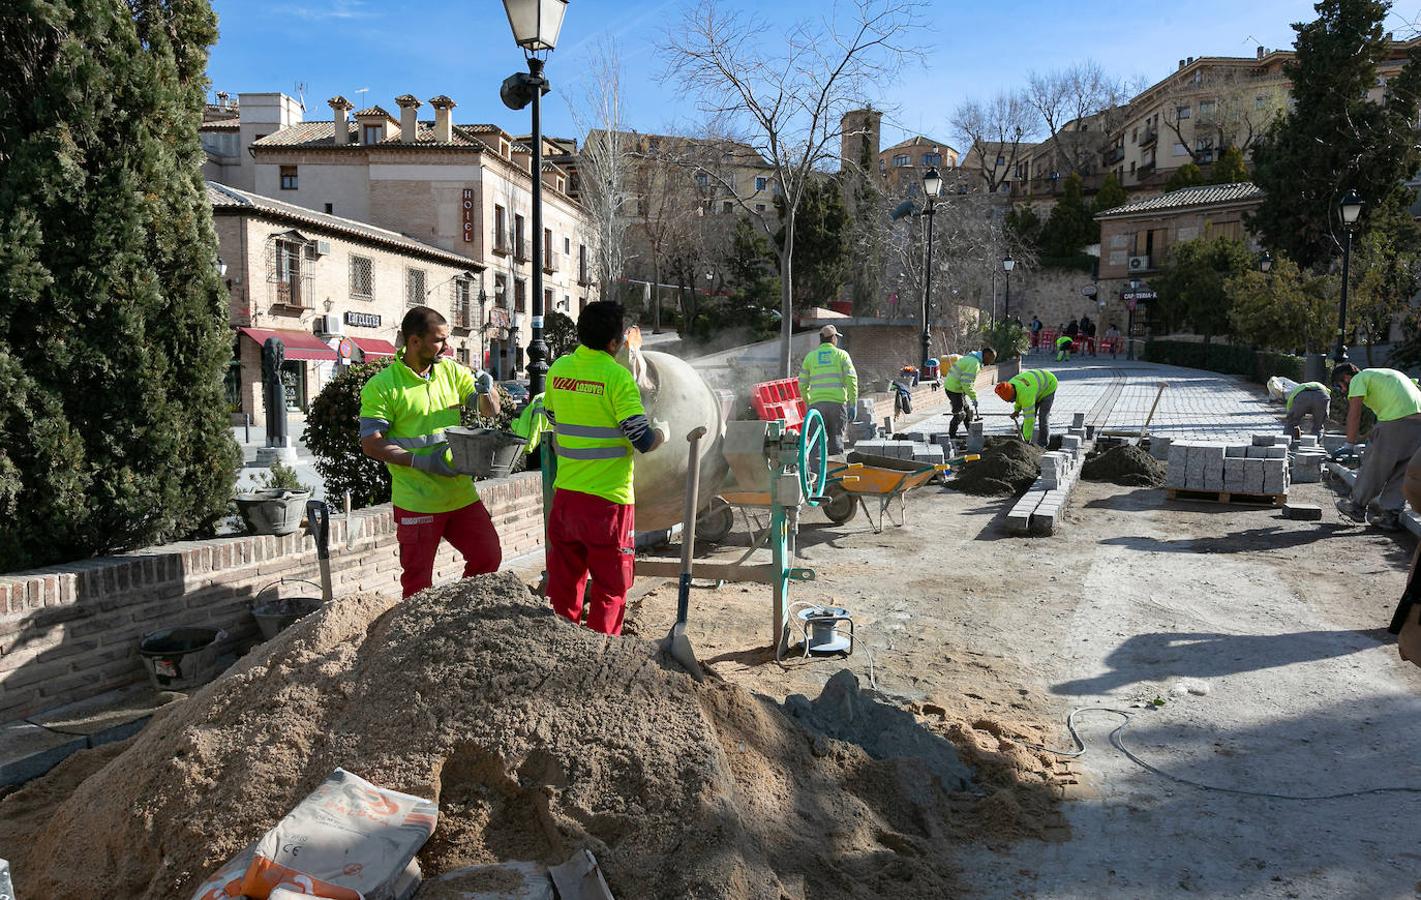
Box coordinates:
[664,425,708,682]
[307,499,334,603]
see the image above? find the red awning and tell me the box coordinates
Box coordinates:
[350,337,397,358]
[237,327,338,362]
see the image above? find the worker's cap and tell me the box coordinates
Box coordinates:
[819,325,841,340]
[995,382,1016,402]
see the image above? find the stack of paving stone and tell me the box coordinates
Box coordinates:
[1290,434,1328,483]
[852,438,945,465]
[1166,433,1290,497]
[1005,413,1090,536]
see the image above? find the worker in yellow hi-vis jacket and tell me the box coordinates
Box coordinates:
[797,324,858,454]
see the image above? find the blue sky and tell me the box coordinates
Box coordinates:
[207,0,1419,148]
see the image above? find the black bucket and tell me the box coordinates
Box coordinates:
[138,626,225,692]
[445,427,525,478]
[251,578,325,640]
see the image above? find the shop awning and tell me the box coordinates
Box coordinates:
[350,337,397,358]
[237,327,338,362]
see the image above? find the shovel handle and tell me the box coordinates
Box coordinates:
[307,500,330,561]
[677,426,709,623]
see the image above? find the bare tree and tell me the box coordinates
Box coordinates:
[952,91,1037,194]
[1025,61,1132,176]
[661,0,921,377]
[1159,65,1286,164]
[570,40,630,299]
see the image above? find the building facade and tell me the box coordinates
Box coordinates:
[878,135,960,197]
[210,182,486,423]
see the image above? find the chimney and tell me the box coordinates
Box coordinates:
[328,96,353,145]
[1187,56,1195,65]
[1178,59,1186,70]
[429,95,456,143]
[1256,45,1265,60]
[395,94,421,143]
[216,91,229,110]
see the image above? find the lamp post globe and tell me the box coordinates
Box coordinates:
[1334,190,1364,364]
[1001,255,1015,320]
[1260,250,1272,273]
[501,0,568,51]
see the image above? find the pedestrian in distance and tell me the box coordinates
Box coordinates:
[1331,363,1421,531]
[1029,314,1043,352]
[359,306,503,599]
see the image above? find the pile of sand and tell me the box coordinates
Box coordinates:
[947,437,1043,496]
[1081,444,1167,487]
[4,573,993,899]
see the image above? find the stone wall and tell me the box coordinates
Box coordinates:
[0,472,544,722]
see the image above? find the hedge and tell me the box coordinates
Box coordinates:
[1037,254,1097,274]
[1142,340,1304,383]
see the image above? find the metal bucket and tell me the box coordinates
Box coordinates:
[234,489,311,536]
[138,626,226,692]
[445,427,524,478]
[251,578,325,640]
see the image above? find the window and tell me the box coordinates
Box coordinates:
[1256,94,1269,109]
[1199,100,1216,117]
[280,166,298,190]
[564,236,571,254]
[722,200,733,213]
[323,202,333,214]
[514,278,526,313]
[922,152,942,166]
[755,203,766,212]
[578,244,589,283]
[694,172,709,188]
[544,227,553,260]
[514,214,526,258]
[452,278,472,328]
[1176,105,1191,120]
[362,124,383,145]
[1130,161,1136,174]
[995,153,1005,167]
[544,288,554,313]
[563,294,570,311]
[1172,143,1189,157]
[349,255,373,300]
[1131,128,1138,143]
[755,176,768,191]
[405,268,426,307]
[494,273,507,306]
[892,154,910,167]
[494,205,507,250]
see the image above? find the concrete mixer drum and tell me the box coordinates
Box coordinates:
[630,350,730,532]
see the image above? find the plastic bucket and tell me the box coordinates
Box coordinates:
[444,427,524,478]
[138,626,226,692]
[252,594,324,640]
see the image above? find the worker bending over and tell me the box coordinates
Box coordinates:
[996,368,1059,447]
[544,302,667,635]
[943,347,997,441]
[1332,363,1421,530]
[359,306,502,598]
[798,325,858,454]
[1283,381,1330,438]
[1055,335,1073,363]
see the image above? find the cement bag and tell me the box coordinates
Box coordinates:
[190,843,255,900]
[1267,375,1298,403]
[238,768,437,900]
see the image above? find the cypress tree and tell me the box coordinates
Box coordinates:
[0,0,239,570]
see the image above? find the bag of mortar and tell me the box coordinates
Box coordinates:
[1267,375,1298,403]
[238,768,437,900]
[190,843,255,900]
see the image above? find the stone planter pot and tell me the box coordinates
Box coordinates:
[234,489,311,536]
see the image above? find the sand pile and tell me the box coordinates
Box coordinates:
[947,437,1043,496]
[1081,444,1167,487]
[5,572,980,899]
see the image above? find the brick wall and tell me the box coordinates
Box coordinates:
[0,472,544,722]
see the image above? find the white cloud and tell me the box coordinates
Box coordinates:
[285,0,378,22]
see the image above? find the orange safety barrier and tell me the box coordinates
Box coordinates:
[751,378,807,433]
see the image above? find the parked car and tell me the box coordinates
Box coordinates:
[499,381,531,404]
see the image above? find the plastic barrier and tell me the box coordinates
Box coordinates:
[751,378,807,434]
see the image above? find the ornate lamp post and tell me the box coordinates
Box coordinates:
[1001,254,1016,321]
[1334,190,1363,364]
[921,166,943,368]
[500,0,569,397]
[1260,250,1273,273]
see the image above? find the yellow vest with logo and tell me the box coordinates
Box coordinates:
[358,351,479,513]
[798,342,858,405]
[943,352,983,398]
[545,346,646,505]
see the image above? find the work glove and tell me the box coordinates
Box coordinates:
[474,370,496,395]
[651,418,670,444]
[412,450,459,478]
[1330,442,1357,461]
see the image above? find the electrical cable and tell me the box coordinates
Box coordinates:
[1034,706,1421,801]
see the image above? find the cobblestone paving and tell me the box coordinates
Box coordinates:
[917,350,1285,443]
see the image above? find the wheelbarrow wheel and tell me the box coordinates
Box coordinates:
[822,486,857,524]
[696,497,736,543]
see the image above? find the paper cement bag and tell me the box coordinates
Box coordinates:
[189,844,255,900]
[238,768,437,900]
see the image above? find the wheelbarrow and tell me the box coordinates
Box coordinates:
[820,451,976,533]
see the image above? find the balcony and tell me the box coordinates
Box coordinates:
[543,251,559,275]
[1137,162,1156,179]
[1139,127,1158,148]
[271,278,312,312]
[577,266,591,287]
[451,302,474,332]
[1103,146,1125,165]
[492,237,510,257]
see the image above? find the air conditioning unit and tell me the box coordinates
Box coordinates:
[1128,255,1151,272]
[314,314,344,336]
[316,240,332,257]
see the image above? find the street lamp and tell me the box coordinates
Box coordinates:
[1126,277,1141,361]
[499,0,569,397]
[921,166,944,369]
[1335,189,1364,365]
[1001,254,1015,321]
[1260,250,1273,273]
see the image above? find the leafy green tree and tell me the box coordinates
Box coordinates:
[1347,196,1421,362]
[1249,0,1421,269]
[1005,204,1043,252]
[1209,146,1249,184]
[0,0,239,570]
[545,311,577,360]
[1038,173,1094,257]
[1165,162,1206,193]
[1091,174,1128,218]
[1225,254,1335,352]
[1153,236,1253,344]
[775,176,848,309]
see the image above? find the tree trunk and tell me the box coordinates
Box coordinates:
[652,257,662,334]
[779,212,796,379]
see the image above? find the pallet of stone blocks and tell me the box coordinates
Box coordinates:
[1006,422,1089,536]
[1291,433,1327,483]
[1165,433,1289,506]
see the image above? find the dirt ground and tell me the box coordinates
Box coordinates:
[625,475,1421,899]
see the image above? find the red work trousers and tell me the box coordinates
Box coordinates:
[547,488,635,635]
[393,501,502,599]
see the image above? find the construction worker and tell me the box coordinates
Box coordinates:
[1283,381,1330,438]
[1331,363,1421,529]
[1055,334,1074,363]
[359,306,502,598]
[798,324,858,454]
[509,393,549,453]
[543,302,668,635]
[943,347,997,440]
[995,368,1059,447]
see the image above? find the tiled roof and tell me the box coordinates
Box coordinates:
[250,121,491,149]
[1095,182,1264,218]
[353,105,395,119]
[207,181,477,267]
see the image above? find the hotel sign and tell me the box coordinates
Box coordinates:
[462,188,475,243]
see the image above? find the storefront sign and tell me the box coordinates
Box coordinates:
[462,188,474,243]
[344,311,381,328]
